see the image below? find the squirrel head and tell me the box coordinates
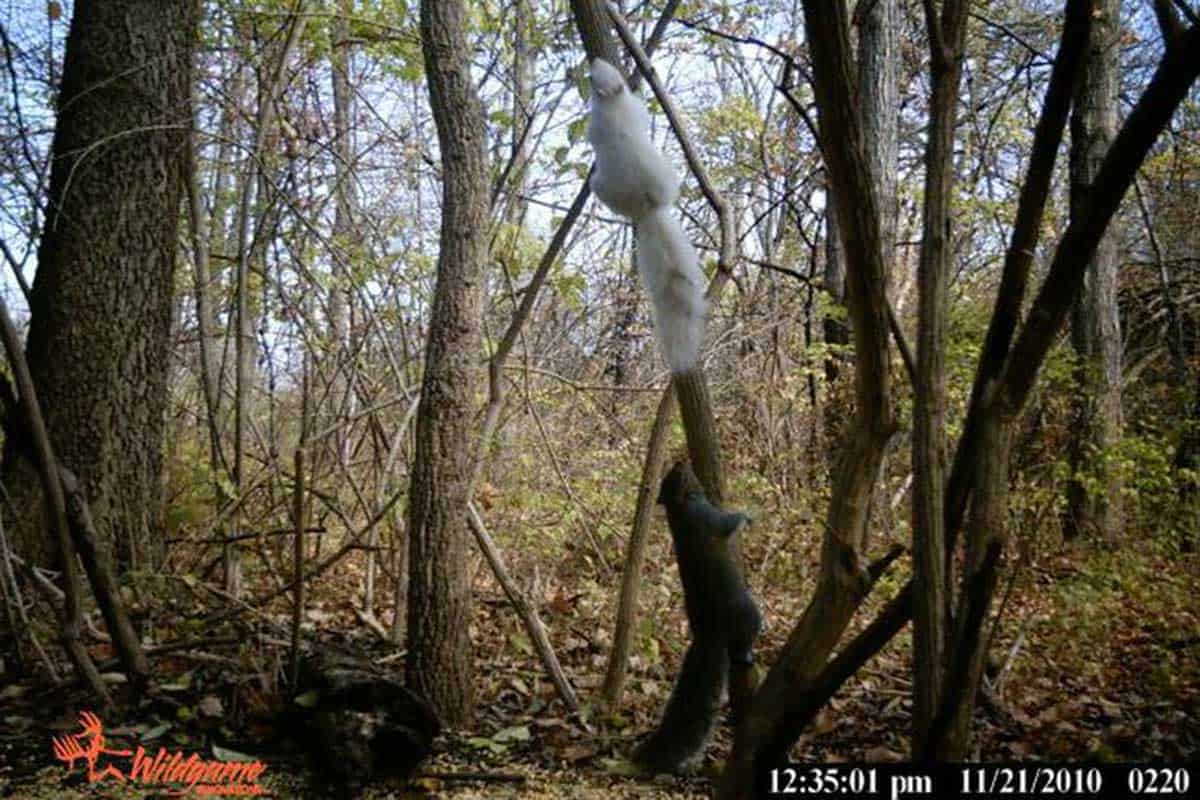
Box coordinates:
[590,58,626,100]
[658,459,704,507]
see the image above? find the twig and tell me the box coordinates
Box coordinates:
[886,297,916,387]
[991,624,1028,696]
[1174,0,1200,28]
[467,503,579,712]
[353,607,390,642]
[969,12,1052,65]
[0,237,31,303]
[290,448,305,689]
[0,296,110,709]
[606,2,735,276]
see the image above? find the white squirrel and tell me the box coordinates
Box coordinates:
[587,57,706,374]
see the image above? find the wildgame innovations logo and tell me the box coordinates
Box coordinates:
[52,711,269,796]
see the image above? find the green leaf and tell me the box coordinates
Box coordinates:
[212,744,258,763]
[567,117,587,144]
[493,725,531,743]
[143,722,173,741]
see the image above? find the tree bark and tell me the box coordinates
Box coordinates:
[822,2,898,377]
[822,184,848,386]
[4,0,199,571]
[1064,0,1123,543]
[912,0,969,753]
[1176,369,1199,552]
[406,0,491,726]
[858,0,900,278]
[719,3,897,795]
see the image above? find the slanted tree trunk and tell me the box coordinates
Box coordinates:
[1064,0,1123,543]
[405,0,490,726]
[4,0,199,570]
[571,0,730,505]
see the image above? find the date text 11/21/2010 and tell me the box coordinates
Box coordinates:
[764,764,1192,798]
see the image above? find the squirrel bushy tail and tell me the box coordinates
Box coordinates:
[631,636,727,774]
[634,208,706,374]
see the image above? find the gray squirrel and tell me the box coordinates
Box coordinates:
[631,460,762,774]
[587,58,706,374]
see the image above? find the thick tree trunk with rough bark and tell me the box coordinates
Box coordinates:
[405,0,490,727]
[5,0,199,570]
[1065,0,1123,543]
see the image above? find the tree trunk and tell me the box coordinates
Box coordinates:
[228,11,305,597]
[858,0,899,278]
[505,0,535,227]
[5,0,199,570]
[822,184,848,386]
[912,0,968,753]
[715,7,1198,785]
[329,0,370,610]
[406,0,490,726]
[1175,368,1199,552]
[1064,0,1123,543]
[328,0,356,458]
[823,0,898,472]
[929,4,1198,758]
[929,406,1012,760]
[719,3,897,795]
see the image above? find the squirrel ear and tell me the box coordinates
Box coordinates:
[590,58,626,99]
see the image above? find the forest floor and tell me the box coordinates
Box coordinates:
[0,533,1196,799]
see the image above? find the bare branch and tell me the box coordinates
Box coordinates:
[605,2,736,278]
[1174,0,1200,28]
[0,237,31,304]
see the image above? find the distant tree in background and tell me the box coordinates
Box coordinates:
[1065,0,1124,542]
